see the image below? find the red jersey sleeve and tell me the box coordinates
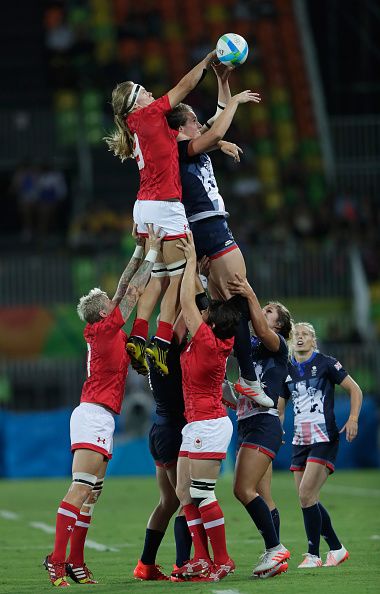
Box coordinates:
[84,306,125,348]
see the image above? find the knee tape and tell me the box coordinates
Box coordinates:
[151,262,168,278]
[166,259,186,277]
[190,478,217,507]
[72,472,97,488]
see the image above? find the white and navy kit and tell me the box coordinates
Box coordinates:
[283,352,348,473]
[236,335,289,459]
[148,340,187,468]
[177,140,237,260]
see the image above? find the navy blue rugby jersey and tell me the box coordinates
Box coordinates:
[236,334,289,421]
[177,140,228,222]
[148,339,186,423]
[283,351,348,445]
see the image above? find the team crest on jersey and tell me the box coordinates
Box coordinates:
[194,437,202,449]
[285,375,292,382]
[311,366,317,377]
[334,361,342,370]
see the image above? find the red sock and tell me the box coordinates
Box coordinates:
[155,321,173,344]
[130,318,149,341]
[183,503,210,561]
[199,500,229,564]
[67,513,92,565]
[52,501,80,563]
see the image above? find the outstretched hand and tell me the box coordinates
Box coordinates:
[176,231,197,263]
[211,61,234,82]
[339,418,358,442]
[227,273,254,298]
[132,222,145,247]
[231,90,261,105]
[219,140,243,162]
[145,223,165,252]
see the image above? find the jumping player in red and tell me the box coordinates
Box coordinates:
[105,50,216,377]
[43,225,163,588]
[172,232,241,583]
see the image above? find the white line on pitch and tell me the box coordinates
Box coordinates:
[0,509,20,520]
[29,521,120,552]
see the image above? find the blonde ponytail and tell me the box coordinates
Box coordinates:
[103,81,136,162]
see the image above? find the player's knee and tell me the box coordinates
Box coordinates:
[166,259,186,277]
[69,472,97,503]
[160,491,180,514]
[151,262,169,278]
[87,478,104,505]
[190,478,217,508]
[298,484,316,507]
[233,481,256,504]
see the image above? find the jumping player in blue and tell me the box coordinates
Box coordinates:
[279,322,362,568]
[226,273,291,578]
[133,317,192,581]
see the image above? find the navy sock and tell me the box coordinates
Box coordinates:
[174,515,192,567]
[234,315,256,381]
[302,504,322,556]
[271,508,280,540]
[140,528,165,565]
[318,502,341,550]
[245,496,279,549]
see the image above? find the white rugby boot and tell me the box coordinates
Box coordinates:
[234,377,274,407]
[298,553,323,568]
[323,545,349,566]
[252,544,290,577]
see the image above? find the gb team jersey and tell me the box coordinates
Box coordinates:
[148,339,186,423]
[180,322,233,423]
[177,140,228,222]
[283,351,348,445]
[237,335,289,421]
[80,306,129,415]
[126,95,181,201]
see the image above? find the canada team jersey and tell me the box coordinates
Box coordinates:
[80,306,129,415]
[180,322,233,422]
[237,335,289,421]
[177,140,228,222]
[149,339,186,423]
[283,352,348,445]
[126,95,181,201]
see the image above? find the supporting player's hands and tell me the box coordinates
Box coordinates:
[132,222,145,247]
[339,417,358,442]
[204,50,218,68]
[219,140,243,162]
[230,90,261,105]
[176,231,197,264]
[211,61,234,82]
[227,272,254,299]
[145,223,165,252]
[198,255,210,278]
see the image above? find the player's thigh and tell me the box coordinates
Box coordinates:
[234,446,272,493]
[166,464,178,491]
[162,240,187,266]
[210,248,246,300]
[72,448,106,477]
[176,456,191,504]
[293,470,304,494]
[156,465,179,506]
[190,459,221,481]
[299,461,329,498]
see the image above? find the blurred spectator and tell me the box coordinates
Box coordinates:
[37,163,67,239]
[10,161,40,242]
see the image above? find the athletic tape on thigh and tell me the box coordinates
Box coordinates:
[72,472,97,487]
[166,259,186,276]
[190,478,217,507]
[151,262,169,278]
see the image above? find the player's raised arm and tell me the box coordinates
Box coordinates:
[176,232,203,337]
[111,224,145,306]
[167,51,216,108]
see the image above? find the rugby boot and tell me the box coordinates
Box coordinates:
[172,557,211,577]
[252,544,290,577]
[222,379,238,410]
[323,545,349,566]
[126,336,149,375]
[298,553,323,568]
[254,560,288,579]
[234,377,274,407]
[207,557,236,581]
[146,338,169,375]
[66,562,98,584]
[133,559,169,580]
[44,554,70,587]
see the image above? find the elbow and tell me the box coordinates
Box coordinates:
[210,131,223,144]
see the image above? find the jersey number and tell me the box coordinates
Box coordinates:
[133,133,145,170]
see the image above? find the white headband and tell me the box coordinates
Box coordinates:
[125,83,142,112]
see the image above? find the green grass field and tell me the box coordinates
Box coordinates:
[0,470,379,594]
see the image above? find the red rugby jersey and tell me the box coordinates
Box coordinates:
[180,322,234,422]
[126,95,181,201]
[80,306,129,415]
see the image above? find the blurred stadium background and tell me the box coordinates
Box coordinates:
[0,0,379,478]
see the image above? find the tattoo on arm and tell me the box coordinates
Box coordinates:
[112,256,142,304]
[119,260,154,321]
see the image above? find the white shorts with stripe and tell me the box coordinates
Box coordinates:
[133,199,189,239]
[179,416,233,460]
[70,402,115,460]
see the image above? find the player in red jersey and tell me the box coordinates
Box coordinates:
[105,50,216,377]
[170,232,240,583]
[43,225,163,588]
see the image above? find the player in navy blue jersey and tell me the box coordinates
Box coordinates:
[226,273,291,579]
[279,322,362,569]
[166,64,271,408]
[133,317,192,581]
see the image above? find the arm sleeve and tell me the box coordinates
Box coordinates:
[326,355,349,385]
[177,139,192,162]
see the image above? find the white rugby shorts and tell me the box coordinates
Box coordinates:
[179,416,233,460]
[70,402,115,460]
[133,199,189,239]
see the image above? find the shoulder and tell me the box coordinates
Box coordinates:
[277,334,289,357]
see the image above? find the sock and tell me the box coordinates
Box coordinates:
[130,318,149,341]
[271,508,280,541]
[302,504,322,556]
[318,502,341,550]
[199,500,229,564]
[244,496,279,550]
[174,515,192,567]
[183,503,210,561]
[67,512,92,565]
[155,321,173,344]
[140,528,165,565]
[52,501,80,563]
[234,316,256,380]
